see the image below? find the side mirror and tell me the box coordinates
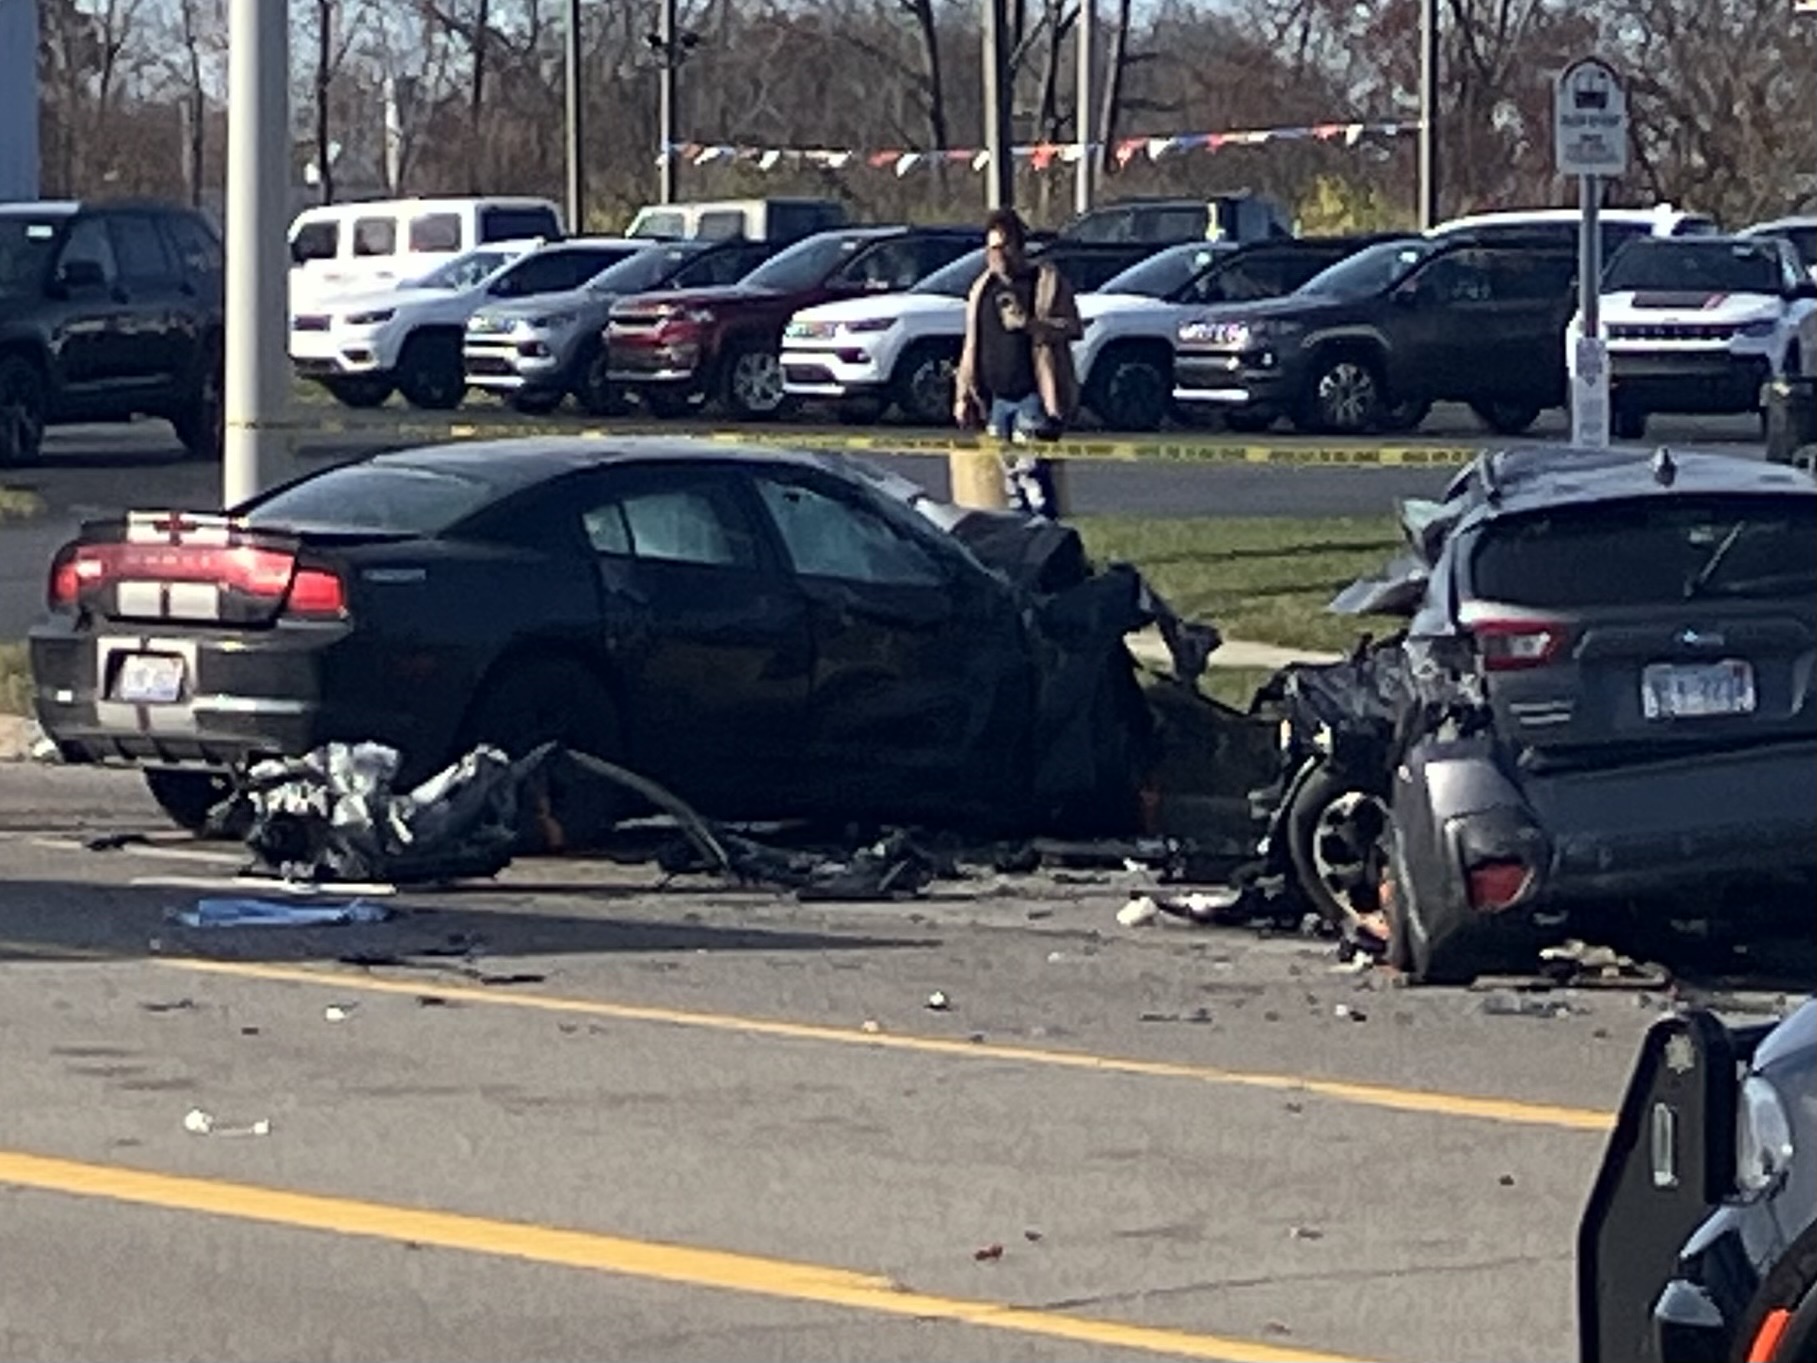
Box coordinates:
[1790,280,1817,302]
[56,258,107,293]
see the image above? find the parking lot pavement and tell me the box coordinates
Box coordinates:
[1,763,1790,1362]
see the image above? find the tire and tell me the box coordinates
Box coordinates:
[1471,399,1541,436]
[1298,352,1383,434]
[891,342,958,426]
[574,340,627,417]
[510,390,565,416]
[0,355,47,468]
[718,341,793,420]
[171,346,224,461]
[1285,760,1391,935]
[1612,403,1648,441]
[461,656,628,849]
[1222,407,1277,434]
[395,332,465,410]
[321,375,394,409]
[1088,351,1170,432]
[144,769,236,837]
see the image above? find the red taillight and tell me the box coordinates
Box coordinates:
[1471,617,1571,671]
[69,543,297,597]
[48,545,79,609]
[1466,859,1533,912]
[285,567,346,617]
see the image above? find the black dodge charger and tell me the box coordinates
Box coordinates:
[30,438,1154,835]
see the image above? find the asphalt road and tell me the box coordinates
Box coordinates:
[0,404,1766,642]
[0,761,1796,1362]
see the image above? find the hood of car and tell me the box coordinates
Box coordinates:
[789,293,961,327]
[611,284,790,316]
[306,285,451,318]
[475,286,605,322]
[1601,290,1782,324]
[1078,293,1175,321]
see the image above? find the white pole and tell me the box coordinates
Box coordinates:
[1074,0,1094,216]
[224,0,294,508]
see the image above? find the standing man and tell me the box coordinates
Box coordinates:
[953,208,1083,515]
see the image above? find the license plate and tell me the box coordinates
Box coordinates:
[112,653,185,705]
[1641,660,1756,719]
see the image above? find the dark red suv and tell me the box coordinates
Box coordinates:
[605,226,978,420]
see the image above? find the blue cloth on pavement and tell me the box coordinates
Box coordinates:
[174,897,392,929]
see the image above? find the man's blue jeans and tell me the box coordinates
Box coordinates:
[988,395,1060,519]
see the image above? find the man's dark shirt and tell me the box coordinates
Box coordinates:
[976,269,1038,402]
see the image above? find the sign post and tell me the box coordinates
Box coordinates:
[1554,56,1629,449]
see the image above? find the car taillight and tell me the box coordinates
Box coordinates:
[1466,859,1532,912]
[285,567,346,617]
[1472,618,1571,671]
[47,544,79,610]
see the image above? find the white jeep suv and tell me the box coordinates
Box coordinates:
[1567,234,1817,440]
[289,237,646,410]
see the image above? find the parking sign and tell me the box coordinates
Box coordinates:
[1554,57,1629,177]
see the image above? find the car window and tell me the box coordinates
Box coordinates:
[914,236,975,278]
[581,483,759,568]
[291,219,339,263]
[1140,206,1210,242]
[754,477,946,587]
[59,216,117,284]
[0,215,64,293]
[241,463,494,532]
[164,215,223,277]
[675,246,755,288]
[696,210,747,241]
[1411,250,1492,303]
[834,238,924,291]
[489,245,639,297]
[109,214,179,285]
[1486,251,1576,303]
[479,205,561,243]
[1188,252,1302,304]
[353,216,398,257]
[409,212,463,253]
[1470,496,1817,609]
[1064,207,1135,244]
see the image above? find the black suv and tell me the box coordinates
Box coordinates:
[0,200,225,466]
[1172,234,1579,435]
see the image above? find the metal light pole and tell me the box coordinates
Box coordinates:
[0,0,39,201]
[223,0,293,508]
[982,0,1013,210]
[1074,0,1094,216]
[564,0,585,231]
[657,0,677,204]
[1417,0,1440,229]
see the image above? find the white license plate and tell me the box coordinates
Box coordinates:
[112,653,186,705]
[1641,660,1756,719]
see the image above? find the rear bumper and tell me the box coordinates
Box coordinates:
[28,620,433,773]
[1609,350,1773,414]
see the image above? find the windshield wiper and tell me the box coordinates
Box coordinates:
[1683,521,1747,599]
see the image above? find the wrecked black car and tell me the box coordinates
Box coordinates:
[1250,445,1817,982]
[29,436,1213,843]
[1580,999,1816,1363]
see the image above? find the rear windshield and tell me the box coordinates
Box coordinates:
[242,463,494,534]
[1470,496,1817,609]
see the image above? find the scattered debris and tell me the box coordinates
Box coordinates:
[1139,1007,1213,1024]
[1289,1226,1325,1241]
[1481,994,1574,1019]
[860,1020,883,1035]
[1265,1322,1293,1337]
[1023,1229,1044,1242]
[173,898,390,930]
[467,971,546,987]
[86,832,151,852]
[973,1244,1005,1262]
[323,1004,357,1022]
[1499,1174,1517,1187]
[240,1026,260,1036]
[139,998,196,1014]
[925,991,951,1012]
[183,1107,270,1137]
[1333,1003,1367,1023]
[1538,939,1671,989]
[416,996,450,1008]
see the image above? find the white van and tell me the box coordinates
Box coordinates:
[624,197,847,243]
[288,196,564,310]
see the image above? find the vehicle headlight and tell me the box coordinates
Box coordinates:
[343,308,395,326]
[657,305,715,325]
[841,317,895,334]
[1736,1074,1795,1195]
[1735,319,1777,339]
[1177,318,1292,348]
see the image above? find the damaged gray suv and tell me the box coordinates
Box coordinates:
[1258,445,1816,982]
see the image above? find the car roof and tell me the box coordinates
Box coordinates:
[368,436,863,498]
[1432,206,1714,233]
[1447,446,1815,524]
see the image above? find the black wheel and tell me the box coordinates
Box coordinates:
[1222,407,1277,434]
[510,389,565,416]
[1285,761,1391,935]
[1612,403,1648,441]
[172,346,224,460]
[1471,399,1541,435]
[396,332,465,410]
[1381,397,1433,433]
[144,769,236,837]
[638,386,694,419]
[718,342,793,420]
[0,355,47,467]
[574,341,627,417]
[1299,353,1383,434]
[461,656,627,849]
[891,342,958,426]
[321,375,394,408]
[832,396,887,425]
[1088,353,1169,432]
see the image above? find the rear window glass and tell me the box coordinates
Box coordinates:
[1471,496,1817,609]
[479,205,561,243]
[242,464,493,533]
[409,212,462,252]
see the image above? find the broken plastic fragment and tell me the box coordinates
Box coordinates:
[925,990,950,1011]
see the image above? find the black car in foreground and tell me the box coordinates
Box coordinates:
[1581,1000,1816,1363]
[30,438,1176,837]
[1246,444,1816,981]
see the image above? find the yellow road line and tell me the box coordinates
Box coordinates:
[0,1148,1365,1363]
[153,957,1613,1133]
